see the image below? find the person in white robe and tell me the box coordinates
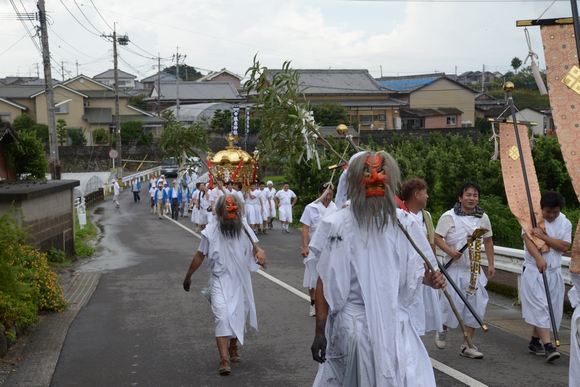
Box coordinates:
[300,183,337,317]
[183,194,266,376]
[275,182,297,233]
[190,182,211,232]
[434,181,495,359]
[245,181,262,233]
[401,178,443,336]
[521,191,571,362]
[569,273,580,386]
[258,182,270,233]
[265,181,277,229]
[310,151,444,387]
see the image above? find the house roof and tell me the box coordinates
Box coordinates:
[146,82,244,101]
[93,69,137,80]
[310,98,407,108]
[141,72,177,83]
[266,69,388,94]
[0,86,44,99]
[376,73,477,94]
[83,107,166,125]
[197,68,243,82]
[0,125,19,143]
[163,102,233,123]
[401,107,463,117]
[30,84,88,99]
[0,97,28,110]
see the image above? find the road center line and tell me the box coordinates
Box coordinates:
[172,216,488,387]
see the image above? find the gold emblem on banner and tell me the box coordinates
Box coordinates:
[508,146,520,160]
[562,65,580,95]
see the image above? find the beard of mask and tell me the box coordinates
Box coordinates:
[346,151,401,232]
[215,194,243,238]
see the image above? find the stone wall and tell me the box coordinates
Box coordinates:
[50,133,262,173]
[0,180,79,256]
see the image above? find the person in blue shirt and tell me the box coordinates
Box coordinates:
[131,178,142,203]
[154,183,169,219]
[178,180,192,218]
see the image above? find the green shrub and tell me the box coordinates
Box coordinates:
[47,247,66,263]
[0,209,67,333]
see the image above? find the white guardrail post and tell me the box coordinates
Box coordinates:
[437,246,572,303]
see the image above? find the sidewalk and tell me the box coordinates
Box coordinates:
[0,271,102,387]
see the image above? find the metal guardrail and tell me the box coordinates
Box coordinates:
[437,245,573,301]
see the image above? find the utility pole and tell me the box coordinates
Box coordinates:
[35,62,40,78]
[61,61,65,81]
[173,48,186,120]
[103,24,129,179]
[38,0,60,179]
[76,60,79,77]
[156,54,161,115]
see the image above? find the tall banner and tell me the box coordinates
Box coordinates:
[245,106,250,151]
[540,23,580,272]
[500,122,546,252]
[232,105,240,146]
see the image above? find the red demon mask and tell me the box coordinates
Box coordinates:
[363,155,388,197]
[223,196,238,220]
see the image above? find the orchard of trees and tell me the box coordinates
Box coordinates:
[283,131,579,250]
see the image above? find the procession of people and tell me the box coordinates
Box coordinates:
[168,146,578,385]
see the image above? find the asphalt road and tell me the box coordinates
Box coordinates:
[46,193,571,387]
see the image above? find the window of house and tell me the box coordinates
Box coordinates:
[55,102,69,114]
[379,114,386,122]
[0,113,10,122]
[446,116,456,126]
[360,115,372,125]
[118,80,126,86]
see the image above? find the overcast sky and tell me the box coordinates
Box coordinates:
[0,0,577,81]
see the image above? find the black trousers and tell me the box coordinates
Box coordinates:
[171,198,179,219]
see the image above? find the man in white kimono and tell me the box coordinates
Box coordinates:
[434,181,495,359]
[401,178,443,336]
[521,191,571,362]
[183,195,266,375]
[265,181,277,229]
[310,151,444,387]
[275,182,297,233]
[301,183,337,317]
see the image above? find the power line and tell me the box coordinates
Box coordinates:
[73,0,102,35]
[10,0,41,54]
[90,0,112,31]
[48,25,103,60]
[0,34,28,57]
[59,0,101,36]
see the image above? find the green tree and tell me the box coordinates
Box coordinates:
[210,109,232,132]
[56,119,67,146]
[312,101,348,126]
[12,113,36,133]
[161,109,176,123]
[66,128,87,146]
[240,117,262,134]
[4,130,48,179]
[511,57,522,74]
[31,123,49,143]
[120,120,145,144]
[163,64,203,81]
[128,93,148,110]
[158,121,211,161]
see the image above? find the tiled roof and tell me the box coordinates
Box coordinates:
[401,107,463,117]
[266,69,388,94]
[377,77,440,92]
[0,86,44,99]
[93,69,137,79]
[147,82,243,101]
[141,72,177,83]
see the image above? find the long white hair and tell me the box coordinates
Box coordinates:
[215,194,243,238]
[346,151,401,231]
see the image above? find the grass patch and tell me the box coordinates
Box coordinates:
[75,209,97,257]
[263,175,285,185]
[486,281,518,300]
